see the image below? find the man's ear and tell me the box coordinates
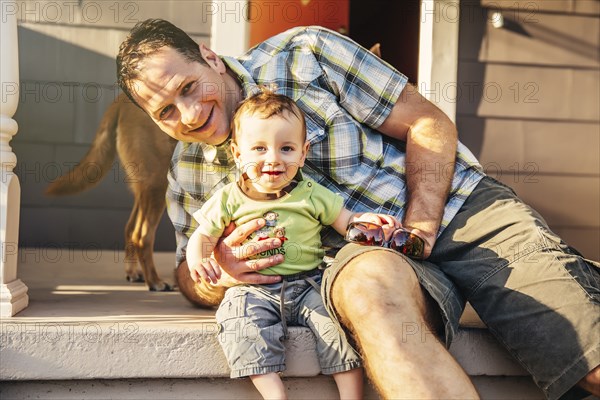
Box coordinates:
[199,43,226,73]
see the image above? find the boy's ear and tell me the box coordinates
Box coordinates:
[199,43,226,73]
[299,141,310,167]
[231,141,241,162]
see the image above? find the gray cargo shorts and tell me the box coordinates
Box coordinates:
[215,271,362,378]
[322,176,600,400]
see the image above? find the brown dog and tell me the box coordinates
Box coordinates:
[45,93,177,291]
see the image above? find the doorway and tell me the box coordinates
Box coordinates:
[349,1,421,83]
[246,0,421,83]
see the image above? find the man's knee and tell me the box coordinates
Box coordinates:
[332,251,423,319]
[175,262,226,308]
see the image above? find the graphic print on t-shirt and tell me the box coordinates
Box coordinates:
[249,211,289,257]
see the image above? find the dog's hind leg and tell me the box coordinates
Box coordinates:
[127,188,173,291]
[124,201,145,283]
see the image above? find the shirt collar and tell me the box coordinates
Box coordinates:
[237,170,303,200]
[222,56,261,99]
[199,57,256,165]
[199,138,232,165]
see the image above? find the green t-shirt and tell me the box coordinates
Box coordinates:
[193,179,344,275]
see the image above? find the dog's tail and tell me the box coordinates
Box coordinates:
[45,96,122,196]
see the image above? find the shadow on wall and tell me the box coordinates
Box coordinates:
[455,0,600,259]
[12,26,176,252]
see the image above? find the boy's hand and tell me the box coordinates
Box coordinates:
[352,212,401,241]
[353,212,399,227]
[188,257,222,285]
[352,213,434,259]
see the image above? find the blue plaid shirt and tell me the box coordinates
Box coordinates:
[167,26,485,266]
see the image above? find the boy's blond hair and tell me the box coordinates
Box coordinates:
[231,86,307,143]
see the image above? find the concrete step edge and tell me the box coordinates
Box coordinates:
[0,322,527,381]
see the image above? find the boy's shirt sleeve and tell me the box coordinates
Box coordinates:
[192,187,231,238]
[307,180,345,226]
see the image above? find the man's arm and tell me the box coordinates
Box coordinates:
[303,28,455,256]
[378,84,458,258]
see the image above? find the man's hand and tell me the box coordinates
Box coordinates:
[403,226,436,260]
[212,218,283,286]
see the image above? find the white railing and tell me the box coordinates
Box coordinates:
[0,0,28,317]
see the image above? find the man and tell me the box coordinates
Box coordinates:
[117,19,599,399]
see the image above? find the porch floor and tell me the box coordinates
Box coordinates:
[0,249,547,399]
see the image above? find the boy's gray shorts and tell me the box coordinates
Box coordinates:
[322,176,600,400]
[215,273,362,378]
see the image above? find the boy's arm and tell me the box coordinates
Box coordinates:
[330,208,356,235]
[187,229,221,284]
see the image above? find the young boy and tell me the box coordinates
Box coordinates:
[187,88,399,399]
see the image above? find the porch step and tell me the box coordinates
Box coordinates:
[0,377,547,400]
[0,320,527,380]
[0,250,543,398]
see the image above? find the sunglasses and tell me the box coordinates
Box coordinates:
[345,221,425,260]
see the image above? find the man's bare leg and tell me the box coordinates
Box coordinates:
[175,261,226,308]
[332,251,479,399]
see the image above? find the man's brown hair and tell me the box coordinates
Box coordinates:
[116,18,207,105]
[231,86,307,143]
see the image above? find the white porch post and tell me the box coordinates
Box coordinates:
[210,0,249,56]
[0,0,28,317]
[418,0,461,123]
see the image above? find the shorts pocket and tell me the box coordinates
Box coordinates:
[216,291,247,323]
[537,226,600,302]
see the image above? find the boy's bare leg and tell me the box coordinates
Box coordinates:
[333,368,364,400]
[250,372,287,400]
[332,252,479,399]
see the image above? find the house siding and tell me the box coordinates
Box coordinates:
[13,1,213,251]
[457,0,600,259]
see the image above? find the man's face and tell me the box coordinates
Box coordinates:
[131,46,240,145]
[232,113,309,193]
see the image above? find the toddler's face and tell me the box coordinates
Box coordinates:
[232,113,309,193]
